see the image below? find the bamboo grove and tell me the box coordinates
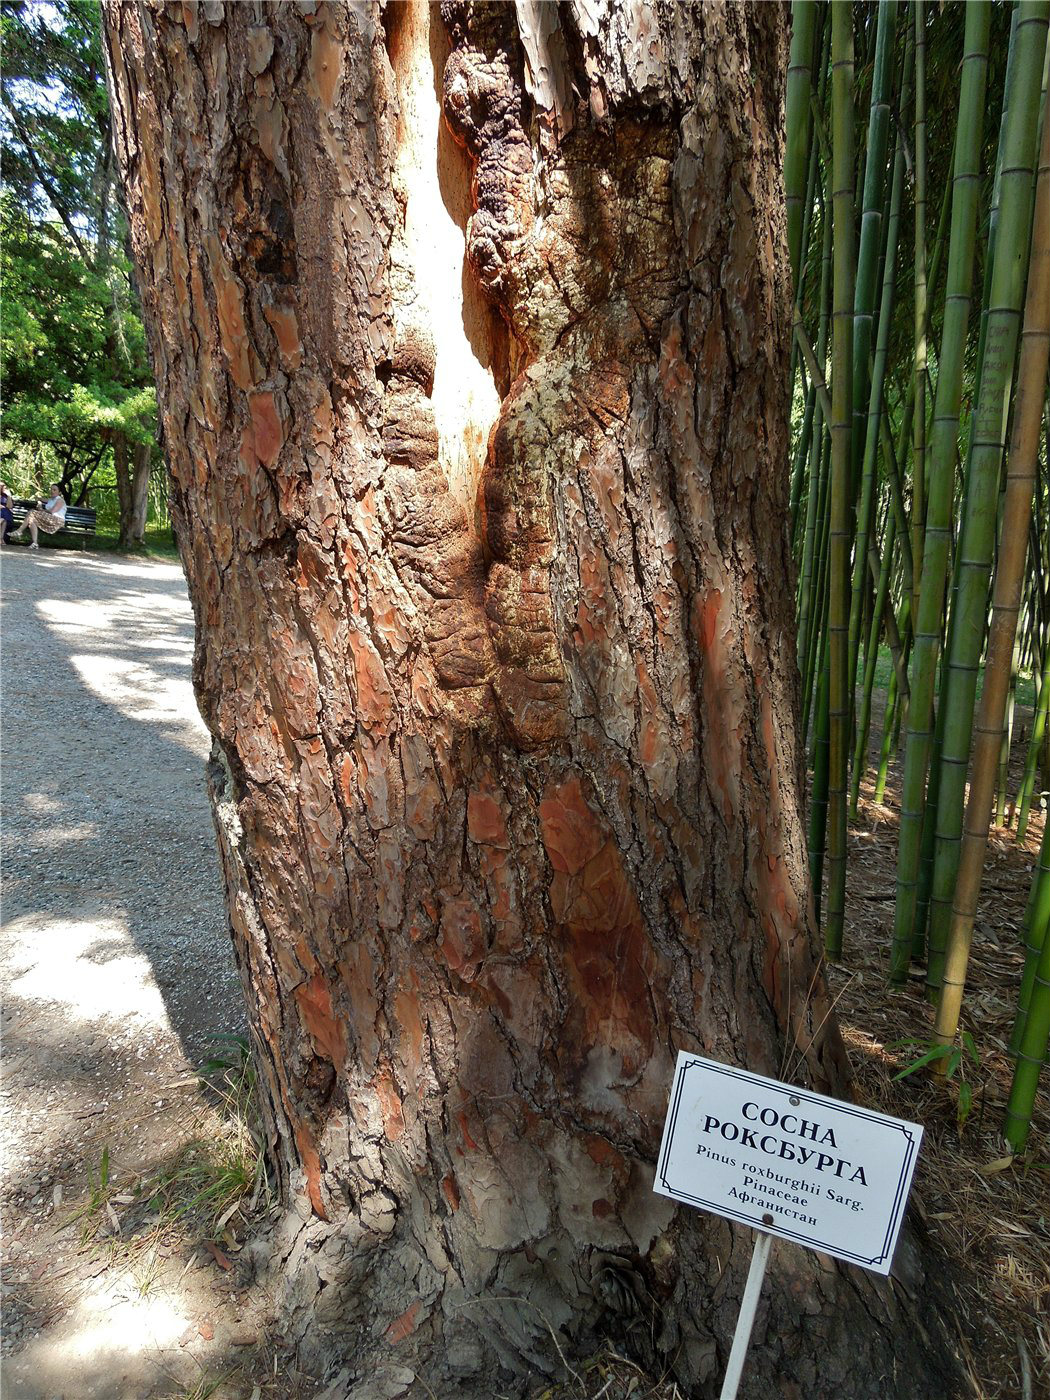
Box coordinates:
[787,0,1050,1154]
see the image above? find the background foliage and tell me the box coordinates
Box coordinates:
[0,0,167,541]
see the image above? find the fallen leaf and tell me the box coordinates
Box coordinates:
[216,1201,240,1232]
[204,1239,232,1271]
[198,1320,214,1341]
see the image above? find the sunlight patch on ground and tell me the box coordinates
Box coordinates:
[66,652,207,755]
[34,597,115,632]
[14,816,100,848]
[21,792,65,816]
[2,1272,193,1397]
[5,916,169,1030]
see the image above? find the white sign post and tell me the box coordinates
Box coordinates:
[654,1052,923,1399]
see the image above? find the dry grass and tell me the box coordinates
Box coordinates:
[532,1343,682,1399]
[830,773,1049,1400]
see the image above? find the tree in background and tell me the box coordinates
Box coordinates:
[0,0,156,546]
[104,2,963,1395]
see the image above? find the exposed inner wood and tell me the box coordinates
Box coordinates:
[384,0,509,516]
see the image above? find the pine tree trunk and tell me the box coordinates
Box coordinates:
[103,3,964,1395]
[114,431,151,547]
[113,430,133,547]
[130,440,151,542]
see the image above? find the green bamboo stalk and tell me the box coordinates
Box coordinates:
[931,95,1050,1050]
[851,0,899,500]
[803,430,833,748]
[809,629,832,924]
[875,661,900,804]
[790,382,819,541]
[880,411,915,595]
[1003,890,1050,1155]
[787,1,819,291]
[995,624,1021,826]
[799,413,830,719]
[911,0,928,625]
[1016,637,1050,839]
[925,3,1049,998]
[825,0,856,958]
[852,506,897,816]
[795,204,834,580]
[848,61,908,722]
[890,1,991,984]
[1012,818,1050,1052]
[796,29,829,312]
[867,532,911,701]
[789,11,831,397]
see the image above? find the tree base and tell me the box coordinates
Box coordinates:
[243,1183,968,1400]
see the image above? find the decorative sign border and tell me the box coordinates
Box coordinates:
[655,1053,922,1274]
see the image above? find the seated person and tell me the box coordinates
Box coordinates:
[10,483,67,549]
[0,483,14,545]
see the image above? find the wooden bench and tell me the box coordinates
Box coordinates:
[10,498,97,546]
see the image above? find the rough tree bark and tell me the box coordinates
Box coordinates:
[103,3,964,1396]
[114,431,152,547]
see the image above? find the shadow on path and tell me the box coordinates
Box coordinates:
[1,548,244,1191]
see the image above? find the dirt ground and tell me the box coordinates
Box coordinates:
[1,546,1047,1400]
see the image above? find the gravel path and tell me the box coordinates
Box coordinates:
[1,548,250,1397]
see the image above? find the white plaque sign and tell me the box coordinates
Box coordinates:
[655,1052,923,1275]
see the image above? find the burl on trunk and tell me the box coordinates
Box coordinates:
[104,2,962,1396]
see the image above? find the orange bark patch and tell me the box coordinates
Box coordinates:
[458,1111,480,1152]
[438,897,485,981]
[347,630,394,735]
[294,974,344,1067]
[479,845,516,937]
[762,914,782,1006]
[338,752,355,807]
[442,1174,461,1211]
[374,1068,405,1141]
[213,269,256,391]
[393,982,425,1070]
[263,303,302,369]
[546,814,661,1067]
[310,26,342,110]
[657,316,692,398]
[467,788,509,847]
[696,588,722,651]
[386,1301,420,1345]
[539,777,606,875]
[249,391,284,467]
[574,537,608,648]
[254,93,287,181]
[295,1131,328,1221]
[343,941,379,1070]
[402,734,441,840]
[584,1135,626,1171]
